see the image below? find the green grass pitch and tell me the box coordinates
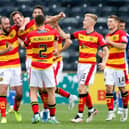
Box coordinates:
[0,104,128,129]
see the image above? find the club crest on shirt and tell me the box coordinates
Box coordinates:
[81,43,88,49]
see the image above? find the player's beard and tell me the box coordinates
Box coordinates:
[3,27,10,35]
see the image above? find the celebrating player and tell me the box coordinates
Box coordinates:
[104,15,128,122]
[0,16,23,123]
[52,13,109,123]
[24,14,59,124]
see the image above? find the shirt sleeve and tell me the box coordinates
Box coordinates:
[71,31,79,39]
[120,31,128,43]
[98,34,107,47]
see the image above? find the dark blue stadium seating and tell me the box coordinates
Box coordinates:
[0,0,128,71]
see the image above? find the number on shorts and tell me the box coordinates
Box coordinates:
[118,77,125,84]
[39,44,47,58]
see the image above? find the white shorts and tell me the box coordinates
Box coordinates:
[53,60,63,84]
[0,67,22,87]
[29,67,56,88]
[26,57,32,77]
[104,67,128,87]
[77,63,97,86]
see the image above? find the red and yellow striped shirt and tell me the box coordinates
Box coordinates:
[72,30,106,64]
[0,26,20,68]
[17,19,62,61]
[24,29,57,70]
[17,19,62,60]
[0,35,10,68]
[106,29,127,70]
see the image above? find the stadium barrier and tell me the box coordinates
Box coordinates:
[7,72,129,104]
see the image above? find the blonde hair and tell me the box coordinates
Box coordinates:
[85,13,98,22]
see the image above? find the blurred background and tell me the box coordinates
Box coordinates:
[0,0,128,72]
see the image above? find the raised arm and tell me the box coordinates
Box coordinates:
[45,12,65,24]
[54,22,70,39]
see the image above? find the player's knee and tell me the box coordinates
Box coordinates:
[15,95,22,101]
[55,87,59,93]
[106,85,113,93]
[78,85,87,94]
[0,87,7,95]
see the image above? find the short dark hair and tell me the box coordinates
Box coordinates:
[108,15,120,22]
[10,11,23,20]
[33,5,44,13]
[35,15,45,26]
[119,19,125,24]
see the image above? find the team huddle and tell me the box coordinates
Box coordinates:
[0,4,128,124]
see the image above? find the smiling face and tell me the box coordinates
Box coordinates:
[1,17,11,34]
[12,13,24,27]
[107,16,119,31]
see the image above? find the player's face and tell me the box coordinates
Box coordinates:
[1,18,11,34]
[83,16,94,29]
[12,13,24,27]
[119,23,126,31]
[107,18,118,31]
[32,8,44,18]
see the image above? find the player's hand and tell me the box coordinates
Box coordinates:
[98,50,103,58]
[6,42,13,51]
[105,37,112,44]
[58,49,62,54]
[53,49,59,57]
[98,62,105,70]
[58,12,66,18]
[19,25,25,32]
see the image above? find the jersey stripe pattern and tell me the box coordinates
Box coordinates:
[17,19,62,62]
[73,30,106,64]
[24,29,57,70]
[0,26,20,68]
[106,29,127,70]
[0,35,10,68]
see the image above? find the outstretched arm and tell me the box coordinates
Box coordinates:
[53,22,70,39]
[45,12,66,24]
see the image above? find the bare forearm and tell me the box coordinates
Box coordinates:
[61,39,72,52]
[0,48,9,55]
[102,47,109,64]
[45,12,65,24]
[55,24,70,39]
[18,38,25,48]
[109,41,126,49]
